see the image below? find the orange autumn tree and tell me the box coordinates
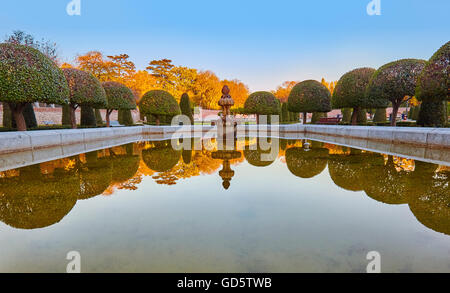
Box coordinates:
[272,81,298,101]
[221,79,249,108]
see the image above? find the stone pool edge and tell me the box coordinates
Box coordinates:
[0,124,449,155]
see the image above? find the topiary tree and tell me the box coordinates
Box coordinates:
[416,41,450,127]
[341,108,352,123]
[102,81,137,127]
[139,90,181,126]
[281,102,289,123]
[0,43,69,131]
[95,108,103,125]
[78,151,113,200]
[118,108,134,126]
[62,68,107,129]
[142,140,181,172]
[366,59,426,126]
[244,141,277,167]
[332,68,377,125]
[373,108,387,123]
[179,93,194,124]
[288,80,331,124]
[244,91,281,124]
[80,105,97,127]
[2,102,38,129]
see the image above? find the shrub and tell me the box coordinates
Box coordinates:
[333,68,377,125]
[373,108,387,123]
[0,43,69,131]
[281,103,289,122]
[311,112,326,124]
[342,108,352,123]
[62,104,72,125]
[179,93,194,124]
[95,108,103,125]
[81,105,97,127]
[118,109,134,125]
[2,102,37,129]
[244,91,281,124]
[366,59,426,126]
[286,146,329,178]
[62,68,107,129]
[288,80,331,124]
[139,90,181,126]
[102,81,136,127]
[416,42,450,126]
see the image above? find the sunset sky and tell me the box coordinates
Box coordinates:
[0,0,448,92]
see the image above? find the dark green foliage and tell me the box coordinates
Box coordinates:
[285,147,329,178]
[281,103,289,122]
[179,93,194,124]
[357,108,367,124]
[342,108,352,123]
[78,152,113,200]
[332,67,377,109]
[102,81,136,110]
[288,80,331,113]
[3,102,37,129]
[416,42,450,126]
[244,91,281,115]
[0,43,69,105]
[95,108,103,125]
[142,140,181,172]
[244,142,277,167]
[311,112,326,124]
[0,164,78,229]
[80,105,97,127]
[373,108,387,123]
[418,101,446,127]
[62,104,72,125]
[366,59,426,111]
[139,90,181,120]
[118,109,134,125]
[62,68,107,108]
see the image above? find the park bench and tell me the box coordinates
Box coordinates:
[318,117,341,125]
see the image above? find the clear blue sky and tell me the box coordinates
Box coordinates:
[0,0,448,92]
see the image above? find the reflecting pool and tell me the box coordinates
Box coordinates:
[0,139,449,273]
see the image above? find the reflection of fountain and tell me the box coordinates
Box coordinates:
[212,147,242,190]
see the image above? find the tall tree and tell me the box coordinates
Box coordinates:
[146,59,175,91]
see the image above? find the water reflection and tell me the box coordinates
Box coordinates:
[0,140,448,236]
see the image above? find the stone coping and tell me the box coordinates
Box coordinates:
[0,124,448,156]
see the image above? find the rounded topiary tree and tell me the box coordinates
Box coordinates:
[179,93,194,124]
[288,80,331,124]
[416,41,450,126]
[366,59,426,126]
[102,81,137,127]
[332,68,377,125]
[0,43,69,131]
[62,68,107,129]
[139,90,181,126]
[244,91,281,124]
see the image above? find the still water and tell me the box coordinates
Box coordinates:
[0,139,449,273]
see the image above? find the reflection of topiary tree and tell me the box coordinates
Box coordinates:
[328,150,379,192]
[363,156,412,204]
[416,42,449,126]
[142,141,181,172]
[109,144,140,184]
[244,91,281,124]
[288,80,331,124]
[0,165,78,229]
[139,90,181,126]
[62,68,107,129]
[78,151,113,200]
[408,162,449,235]
[366,59,426,126]
[0,44,69,131]
[244,141,277,167]
[285,146,329,179]
[102,81,137,127]
[332,68,377,125]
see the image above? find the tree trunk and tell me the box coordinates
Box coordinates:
[303,112,307,124]
[391,103,400,126]
[256,114,259,125]
[70,104,77,129]
[156,115,160,126]
[351,107,359,125]
[106,110,113,127]
[9,103,27,131]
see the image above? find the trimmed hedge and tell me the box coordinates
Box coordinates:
[333,67,377,109]
[139,90,180,126]
[179,93,194,124]
[244,92,281,123]
[288,80,331,114]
